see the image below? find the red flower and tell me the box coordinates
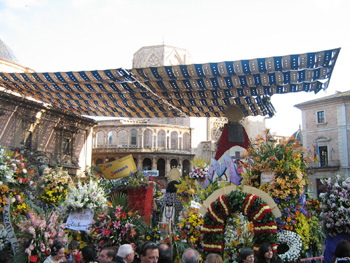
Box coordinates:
[121,212,127,219]
[30,255,38,262]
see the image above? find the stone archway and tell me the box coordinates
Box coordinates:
[200,185,280,254]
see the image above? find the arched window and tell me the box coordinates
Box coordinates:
[118,130,128,147]
[96,131,105,146]
[171,131,178,150]
[131,129,137,147]
[157,130,166,148]
[182,159,191,176]
[144,129,152,148]
[170,159,178,168]
[183,132,191,150]
[157,158,165,177]
[143,158,152,170]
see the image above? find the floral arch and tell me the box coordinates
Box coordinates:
[200,186,280,254]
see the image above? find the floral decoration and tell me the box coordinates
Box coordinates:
[277,230,302,262]
[202,190,277,255]
[62,178,108,213]
[224,213,254,262]
[319,175,350,237]
[91,193,146,249]
[175,176,197,201]
[177,207,204,250]
[40,167,73,205]
[16,209,68,263]
[189,157,209,180]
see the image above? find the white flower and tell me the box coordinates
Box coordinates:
[277,230,302,262]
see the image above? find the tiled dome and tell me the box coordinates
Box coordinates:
[0,38,19,63]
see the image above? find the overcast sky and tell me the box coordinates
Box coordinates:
[0,0,349,136]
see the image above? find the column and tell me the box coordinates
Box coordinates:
[152,156,157,170]
[165,158,171,177]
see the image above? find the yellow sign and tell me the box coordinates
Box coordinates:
[98,155,137,179]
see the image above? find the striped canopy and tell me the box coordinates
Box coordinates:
[0,48,340,118]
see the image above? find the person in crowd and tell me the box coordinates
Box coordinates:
[239,248,255,263]
[140,242,159,263]
[81,246,97,263]
[43,241,67,263]
[67,240,82,263]
[157,243,173,263]
[116,244,135,263]
[257,243,280,263]
[182,248,200,263]
[98,247,118,263]
[332,240,350,263]
[205,253,223,263]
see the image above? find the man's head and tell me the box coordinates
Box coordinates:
[117,244,135,263]
[182,248,200,263]
[98,247,117,263]
[140,242,159,263]
[157,243,172,263]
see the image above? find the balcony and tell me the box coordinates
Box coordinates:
[93,144,194,155]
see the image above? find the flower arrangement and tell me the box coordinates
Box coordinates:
[224,213,254,262]
[91,193,146,249]
[40,167,73,205]
[177,207,204,250]
[0,147,15,184]
[15,209,68,263]
[319,175,350,237]
[175,176,197,201]
[62,178,108,213]
[0,184,9,212]
[242,131,309,200]
[202,190,277,255]
[10,190,29,216]
[189,157,209,180]
[277,230,302,262]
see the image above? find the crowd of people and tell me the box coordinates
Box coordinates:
[34,240,282,263]
[1,239,349,263]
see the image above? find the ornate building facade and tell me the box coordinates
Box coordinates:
[0,38,96,175]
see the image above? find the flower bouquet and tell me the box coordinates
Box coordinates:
[0,223,9,252]
[177,207,204,251]
[319,175,350,237]
[91,193,147,249]
[40,167,73,206]
[15,208,68,263]
[62,178,108,213]
[189,157,209,181]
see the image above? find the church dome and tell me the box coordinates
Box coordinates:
[0,38,19,63]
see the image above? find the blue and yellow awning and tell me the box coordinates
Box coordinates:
[0,48,340,118]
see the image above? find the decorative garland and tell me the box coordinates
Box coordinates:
[277,230,302,262]
[202,190,277,254]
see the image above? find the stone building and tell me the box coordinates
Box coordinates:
[0,38,96,175]
[295,91,350,197]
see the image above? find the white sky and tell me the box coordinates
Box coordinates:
[0,0,349,136]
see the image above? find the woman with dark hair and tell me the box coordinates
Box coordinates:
[239,248,254,263]
[43,241,66,263]
[332,240,350,263]
[81,246,97,263]
[257,243,280,263]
